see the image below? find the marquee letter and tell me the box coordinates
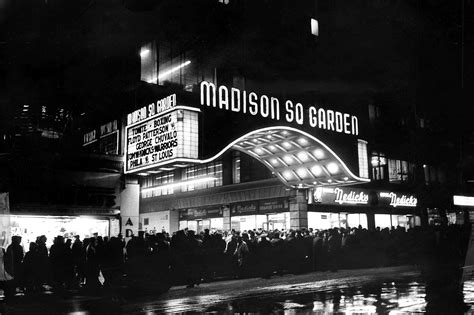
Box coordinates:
[231,88,241,112]
[309,106,317,127]
[343,113,351,134]
[327,110,335,131]
[285,100,294,122]
[295,103,304,125]
[249,92,258,115]
[218,86,229,110]
[260,95,269,118]
[351,116,359,135]
[200,81,216,107]
[318,108,326,129]
[270,97,280,120]
[335,112,343,132]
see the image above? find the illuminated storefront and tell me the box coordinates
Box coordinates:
[0,214,117,249]
[308,187,420,230]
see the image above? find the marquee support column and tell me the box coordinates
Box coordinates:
[290,189,308,230]
[223,205,231,231]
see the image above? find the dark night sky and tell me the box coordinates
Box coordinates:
[0,0,473,128]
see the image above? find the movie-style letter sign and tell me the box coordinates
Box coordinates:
[125,96,199,174]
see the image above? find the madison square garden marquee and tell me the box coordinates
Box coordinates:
[121,81,421,234]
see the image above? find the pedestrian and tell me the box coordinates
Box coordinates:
[5,235,24,294]
[0,246,14,303]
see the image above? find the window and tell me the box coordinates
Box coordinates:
[371,152,386,180]
[141,171,174,198]
[311,18,319,36]
[232,152,241,184]
[368,104,381,124]
[182,162,223,192]
[140,42,158,84]
[388,159,409,182]
[357,140,369,178]
[424,165,445,185]
[144,218,149,226]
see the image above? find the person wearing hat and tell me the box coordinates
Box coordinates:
[5,235,24,298]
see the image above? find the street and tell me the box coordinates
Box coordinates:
[1,265,432,314]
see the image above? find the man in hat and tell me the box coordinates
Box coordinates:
[5,235,24,296]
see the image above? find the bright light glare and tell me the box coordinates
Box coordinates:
[158,60,191,80]
[270,158,279,166]
[140,49,150,58]
[310,165,323,176]
[313,149,325,159]
[282,142,292,149]
[283,155,294,164]
[254,148,264,155]
[297,138,309,146]
[327,162,339,174]
[282,170,293,180]
[142,176,215,192]
[296,168,309,178]
[297,151,310,162]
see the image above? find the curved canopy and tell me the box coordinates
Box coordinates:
[137,126,370,189]
[230,127,369,188]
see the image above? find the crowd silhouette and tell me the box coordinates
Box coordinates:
[0,223,471,302]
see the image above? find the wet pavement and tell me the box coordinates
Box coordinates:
[1,265,473,314]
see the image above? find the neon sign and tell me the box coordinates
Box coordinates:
[380,192,417,208]
[334,188,369,205]
[127,94,177,126]
[200,81,359,135]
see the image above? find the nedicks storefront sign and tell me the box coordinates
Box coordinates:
[310,187,418,208]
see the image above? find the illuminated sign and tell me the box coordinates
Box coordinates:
[334,187,369,205]
[310,187,369,206]
[200,81,359,135]
[127,94,177,125]
[125,108,199,174]
[380,192,418,208]
[453,195,474,207]
[83,130,97,146]
[100,120,118,137]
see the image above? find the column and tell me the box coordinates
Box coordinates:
[120,177,140,239]
[290,189,308,230]
[222,205,231,231]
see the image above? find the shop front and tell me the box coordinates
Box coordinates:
[178,206,224,233]
[308,186,420,230]
[0,214,117,249]
[230,198,290,232]
[308,187,370,230]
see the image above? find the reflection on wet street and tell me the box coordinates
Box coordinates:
[3,266,474,314]
[205,278,427,314]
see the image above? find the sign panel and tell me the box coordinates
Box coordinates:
[230,201,258,215]
[310,187,369,206]
[259,198,289,214]
[179,206,223,220]
[379,192,417,208]
[125,108,198,173]
[454,195,474,207]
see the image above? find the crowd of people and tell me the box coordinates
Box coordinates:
[0,223,471,301]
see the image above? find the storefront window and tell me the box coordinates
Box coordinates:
[308,212,368,230]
